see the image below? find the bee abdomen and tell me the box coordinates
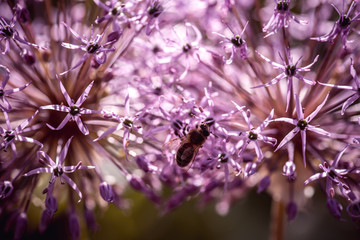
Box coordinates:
[176,142,195,167]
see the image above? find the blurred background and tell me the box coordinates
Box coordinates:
[9,189,359,240]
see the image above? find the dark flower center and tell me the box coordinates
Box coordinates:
[0,89,4,97]
[328,169,337,180]
[248,131,258,140]
[123,119,133,128]
[111,7,120,16]
[1,26,14,37]
[4,131,15,142]
[286,65,296,76]
[87,43,100,54]
[182,43,192,53]
[231,35,243,47]
[218,153,228,163]
[70,106,80,116]
[339,15,351,28]
[277,1,289,11]
[297,119,308,130]
[148,2,163,18]
[53,167,64,177]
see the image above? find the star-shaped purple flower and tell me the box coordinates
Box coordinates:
[40,76,99,135]
[304,145,357,201]
[263,0,307,38]
[319,59,360,123]
[1,111,42,165]
[232,103,277,163]
[213,21,249,64]
[23,136,95,202]
[311,1,360,49]
[274,93,331,167]
[0,65,31,112]
[253,49,318,112]
[60,22,115,75]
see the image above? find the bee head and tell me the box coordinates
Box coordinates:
[199,123,210,137]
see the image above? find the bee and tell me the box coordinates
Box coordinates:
[175,122,210,167]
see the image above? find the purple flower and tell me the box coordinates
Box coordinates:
[94,0,135,33]
[1,111,42,164]
[23,137,95,202]
[0,16,43,54]
[60,22,115,75]
[311,1,360,48]
[99,181,115,203]
[263,0,307,38]
[213,21,249,64]
[0,65,31,112]
[274,93,331,167]
[304,145,355,200]
[231,105,276,162]
[319,59,360,122]
[40,76,99,135]
[253,49,318,112]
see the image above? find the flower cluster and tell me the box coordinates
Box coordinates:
[1,0,360,239]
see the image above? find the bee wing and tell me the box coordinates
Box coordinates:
[181,146,199,172]
[163,137,183,153]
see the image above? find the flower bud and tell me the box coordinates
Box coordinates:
[286,201,297,221]
[257,175,270,193]
[327,198,343,219]
[0,181,13,199]
[99,181,115,203]
[45,194,58,214]
[21,49,36,65]
[14,212,27,240]
[136,155,149,172]
[69,213,80,240]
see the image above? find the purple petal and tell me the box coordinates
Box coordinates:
[47,113,72,131]
[56,75,72,106]
[60,53,90,75]
[75,81,94,106]
[14,110,39,133]
[307,125,331,136]
[23,167,52,176]
[94,122,123,141]
[304,172,327,185]
[273,117,297,125]
[62,22,83,42]
[57,136,73,166]
[350,59,360,88]
[295,73,316,85]
[61,42,83,50]
[62,175,82,203]
[40,104,71,112]
[0,65,10,88]
[73,116,88,135]
[251,73,286,89]
[306,93,329,122]
[332,145,348,168]
[294,94,304,120]
[37,151,56,167]
[341,94,358,115]
[255,51,284,69]
[300,130,307,167]
[318,82,354,90]
[259,109,274,131]
[253,141,264,162]
[275,127,300,152]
